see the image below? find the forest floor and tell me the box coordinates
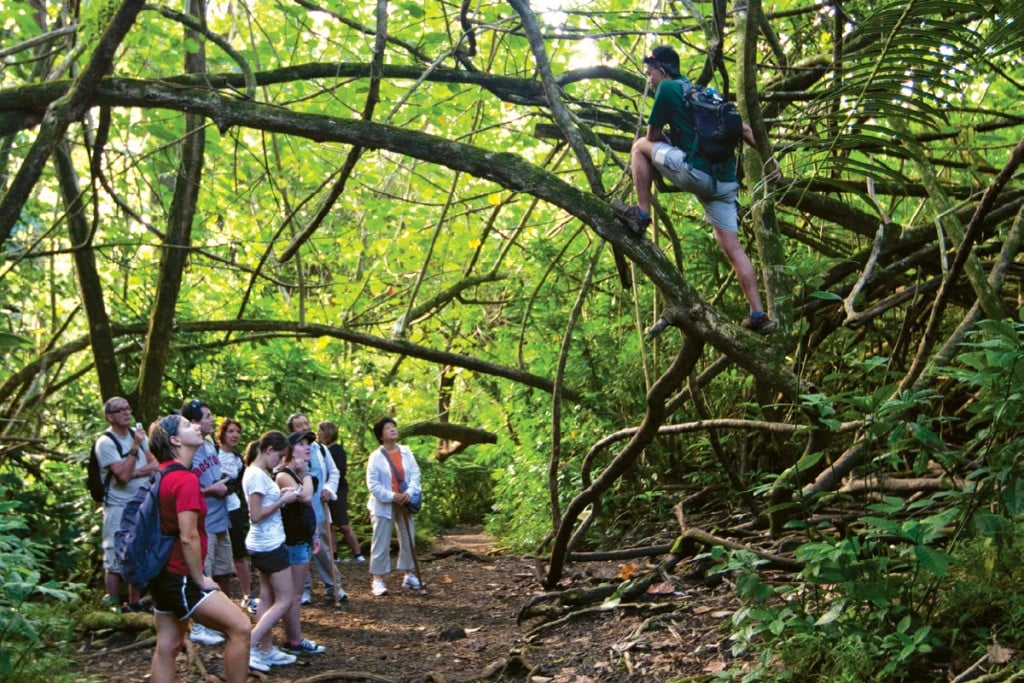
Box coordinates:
[76,525,746,682]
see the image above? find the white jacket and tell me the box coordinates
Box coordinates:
[366,444,421,520]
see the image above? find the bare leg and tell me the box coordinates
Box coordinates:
[193,591,251,683]
[630,138,658,214]
[251,567,294,650]
[283,561,308,644]
[339,524,362,557]
[713,227,764,313]
[151,612,186,683]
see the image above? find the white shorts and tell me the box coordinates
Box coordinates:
[651,142,740,232]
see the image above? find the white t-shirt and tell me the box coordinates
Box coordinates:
[242,466,285,553]
[218,448,242,512]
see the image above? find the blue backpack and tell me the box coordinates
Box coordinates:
[685,83,744,181]
[114,463,187,592]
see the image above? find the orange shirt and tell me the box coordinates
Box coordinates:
[385,448,405,492]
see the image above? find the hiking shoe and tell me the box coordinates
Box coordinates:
[402,574,422,590]
[300,590,311,605]
[372,577,388,596]
[326,587,349,602]
[611,199,651,236]
[240,594,259,614]
[248,647,271,673]
[190,623,225,646]
[283,638,326,655]
[741,314,776,335]
[100,594,120,610]
[262,646,297,666]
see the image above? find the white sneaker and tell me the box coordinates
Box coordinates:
[402,574,422,590]
[371,577,388,596]
[262,645,297,666]
[355,555,367,563]
[300,590,311,605]
[248,647,271,673]
[190,623,225,646]
[239,594,259,614]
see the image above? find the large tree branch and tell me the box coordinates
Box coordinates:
[0,0,144,247]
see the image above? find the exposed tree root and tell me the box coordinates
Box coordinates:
[292,671,398,682]
[427,548,493,563]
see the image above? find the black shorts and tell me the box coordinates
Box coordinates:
[249,542,290,575]
[228,508,249,560]
[328,489,351,526]
[151,570,217,620]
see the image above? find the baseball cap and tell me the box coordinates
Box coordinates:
[643,45,680,77]
[288,431,316,446]
[180,398,209,421]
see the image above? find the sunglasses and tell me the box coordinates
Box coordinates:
[106,406,131,414]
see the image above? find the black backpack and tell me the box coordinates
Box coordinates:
[86,431,123,503]
[684,83,744,180]
[114,463,187,592]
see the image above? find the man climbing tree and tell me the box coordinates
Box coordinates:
[612,45,781,334]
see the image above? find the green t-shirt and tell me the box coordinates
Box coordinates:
[648,77,738,182]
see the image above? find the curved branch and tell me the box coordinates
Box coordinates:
[142,4,256,99]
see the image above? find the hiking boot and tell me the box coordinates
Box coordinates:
[402,574,422,590]
[741,314,776,334]
[372,577,388,596]
[326,586,349,602]
[611,199,651,236]
[190,623,225,646]
[248,647,271,673]
[262,646,297,666]
[283,638,326,654]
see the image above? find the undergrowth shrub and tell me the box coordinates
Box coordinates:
[0,486,80,682]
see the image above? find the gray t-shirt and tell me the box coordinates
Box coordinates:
[96,431,150,507]
[192,440,230,533]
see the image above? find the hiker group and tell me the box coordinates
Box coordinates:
[92,396,422,681]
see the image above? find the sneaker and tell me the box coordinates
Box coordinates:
[262,645,297,666]
[402,574,422,590]
[100,594,120,609]
[741,313,776,335]
[240,594,259,614]
[325,587,349,602]
[190,623,225,646]
[611,199,651,236]
[283,638,326,655]
[372,577,388,596]
[300,590,311,605]
[355,555,367,563]
[248,647,271,673]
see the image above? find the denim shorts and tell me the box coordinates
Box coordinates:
[287,542,311,565]
[651,142,740,232]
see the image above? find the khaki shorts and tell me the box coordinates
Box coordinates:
[102,505,125,572]
[204,531,235,578]
[651,142,740,232]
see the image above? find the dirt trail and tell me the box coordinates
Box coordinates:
[79,526,731,682]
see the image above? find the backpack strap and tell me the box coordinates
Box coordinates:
[381,446,407,490]
[101,430,125,497]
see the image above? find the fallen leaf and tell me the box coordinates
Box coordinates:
[647,581,675,595]
[617,563,638,580]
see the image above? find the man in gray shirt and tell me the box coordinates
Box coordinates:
[96,397,155,610]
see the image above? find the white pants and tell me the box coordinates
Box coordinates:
[369,509,415,576]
